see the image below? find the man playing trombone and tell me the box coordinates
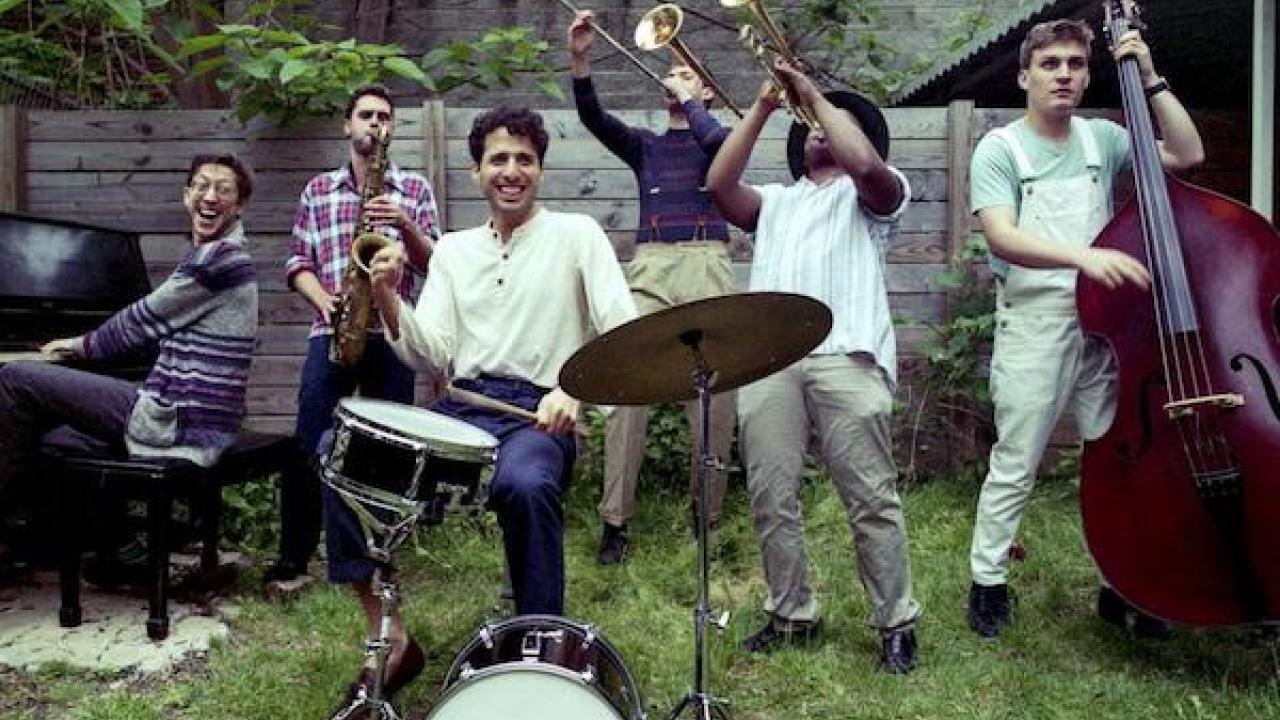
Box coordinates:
[707,60,922,672]
[568,8,737,566]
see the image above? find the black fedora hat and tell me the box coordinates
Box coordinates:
[786,90,890,180]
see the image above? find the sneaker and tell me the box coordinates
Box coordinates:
[596,523,628,566]
[879,628,918,674]
[741,619,822,654]
[967,582,1012,638]
[1097,586,1173,641]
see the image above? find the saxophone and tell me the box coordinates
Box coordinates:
[330,125,393,368]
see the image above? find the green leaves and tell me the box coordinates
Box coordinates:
[382,56,427,84]
[179,20,560,125]
[102,0,145,32]
[6,2,561,120]
[419,25,562,100]
[0,0,183,108]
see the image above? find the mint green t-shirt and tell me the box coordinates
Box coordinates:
[970,117,1132,276]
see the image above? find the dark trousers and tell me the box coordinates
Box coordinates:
[0,361,137,543]
[277,334,415,567]
[322,374,575,615]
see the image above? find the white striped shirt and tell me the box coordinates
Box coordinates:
[748,168,910,385]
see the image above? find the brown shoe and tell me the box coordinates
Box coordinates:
[330,638,425,719]
[385,637,425,695]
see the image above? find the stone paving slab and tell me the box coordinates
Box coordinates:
[0,563,237,676]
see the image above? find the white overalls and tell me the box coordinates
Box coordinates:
[970,118,1120,586]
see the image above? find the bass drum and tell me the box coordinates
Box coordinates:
[427,615,644,720]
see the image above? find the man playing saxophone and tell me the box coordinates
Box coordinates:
[270,84,441,593]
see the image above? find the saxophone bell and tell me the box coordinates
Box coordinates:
[351,231,391,276]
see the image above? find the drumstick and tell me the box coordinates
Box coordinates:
[446,385,540,423]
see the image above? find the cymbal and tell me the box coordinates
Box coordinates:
[560,292,832,405]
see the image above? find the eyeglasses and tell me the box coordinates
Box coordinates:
[189,180,238,200]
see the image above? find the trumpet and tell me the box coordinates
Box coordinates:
[721,0,821,132]
[635,4,743,118]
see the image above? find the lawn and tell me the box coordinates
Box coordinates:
[3,457,1277,719]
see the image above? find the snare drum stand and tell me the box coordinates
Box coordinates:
[668,331,733,720]
[329,488,424,720]
[333,560,403,720]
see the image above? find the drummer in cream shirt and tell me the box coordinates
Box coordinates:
[326,107,634,708]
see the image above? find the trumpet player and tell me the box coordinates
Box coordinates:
[270,85,441,596]
[568,8,737,566]
[707,60,921,672]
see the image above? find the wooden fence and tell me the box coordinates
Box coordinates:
[0,102,1249,465]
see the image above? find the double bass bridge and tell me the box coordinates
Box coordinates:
[1163,393,1245,419]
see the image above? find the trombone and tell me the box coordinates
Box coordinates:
[720,0,821,131]
[555,0,742,118]
[555,0,668,87]
[635,4,744,118]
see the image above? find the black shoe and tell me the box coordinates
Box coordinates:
[967,582,1012,638]
[1097,586,1173,641]
[263,559,307,584]
[741,619,822,654]
[263,560,315,602]
[879,628,917,674]
[597,523,628,566]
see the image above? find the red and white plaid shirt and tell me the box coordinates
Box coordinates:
[285,162,441,337]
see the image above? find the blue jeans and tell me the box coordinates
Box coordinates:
[323,374,576,616]
[278,334,415,567]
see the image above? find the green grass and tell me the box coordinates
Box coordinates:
[3,469,1278,720]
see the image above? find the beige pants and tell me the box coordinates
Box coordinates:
[600,242,737,527]
[739,354,920,630]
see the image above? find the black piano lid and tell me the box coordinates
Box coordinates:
[0,211,153,347]
[0,211,151,312]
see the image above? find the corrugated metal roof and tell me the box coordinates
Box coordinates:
[890,0,1255,110]
[891,0,1082,106]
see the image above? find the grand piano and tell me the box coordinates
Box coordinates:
[0,211,153,369]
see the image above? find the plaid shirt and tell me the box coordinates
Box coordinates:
[285,162,441,337]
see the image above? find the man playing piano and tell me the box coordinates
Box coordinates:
[0,154,259,576]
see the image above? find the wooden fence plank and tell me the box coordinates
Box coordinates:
[0,106,24,211]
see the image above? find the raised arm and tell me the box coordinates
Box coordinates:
[706,81,778,231]
[569,9,644,166]
[1112,29,1203,170]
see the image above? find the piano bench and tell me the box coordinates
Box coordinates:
[44,431,294,641]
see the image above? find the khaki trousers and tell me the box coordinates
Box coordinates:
[600,242,736,527]
[739,354,920,630]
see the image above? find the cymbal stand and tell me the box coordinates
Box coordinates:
[668,330,732,720]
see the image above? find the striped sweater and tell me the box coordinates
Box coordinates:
[80,224,258,467]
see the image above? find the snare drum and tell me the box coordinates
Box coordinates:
[427,615,645,720]
[323,398,498,527]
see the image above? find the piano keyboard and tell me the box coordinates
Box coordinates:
[0,351,65,365]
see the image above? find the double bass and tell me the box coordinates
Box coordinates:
[1077,0,1280,627]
